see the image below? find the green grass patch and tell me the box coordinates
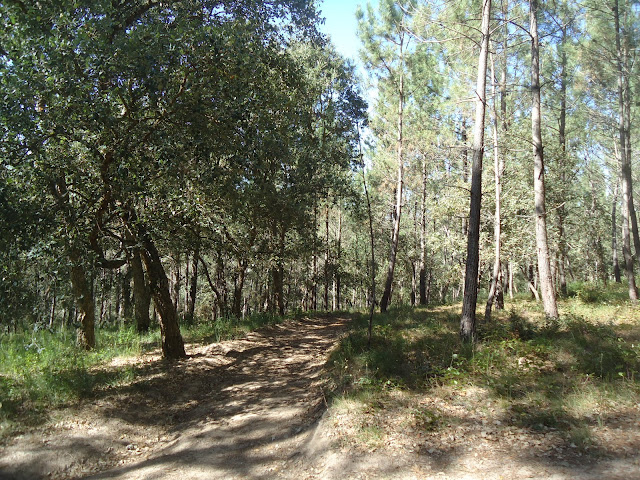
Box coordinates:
[567,281,630,305]
[0,325,159,438]
[182,311,284,344]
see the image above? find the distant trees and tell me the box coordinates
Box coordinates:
[613,0,639,300]
[582,0,639,300]
[358,0,640,325]
[357,0,410,313]
[357,0,441,313]
[530,0,559,318]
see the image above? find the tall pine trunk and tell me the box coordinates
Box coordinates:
[461,117,469,236]
[312,198,318,310]
[380,36,405,313]
[531,0,559,318]
[362,167,377,349]
[335,203,342,310]
[620,7,640,265]
[556,22,569,297]
[419,154,428,305]
[460,0,492,342]
[485,52,504,322]
[615,0,638,300]
[324,200,330,311]
[612,178,622,283]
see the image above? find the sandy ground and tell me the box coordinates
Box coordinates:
[0,315,639,479]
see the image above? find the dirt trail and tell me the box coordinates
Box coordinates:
[0,316,349,480]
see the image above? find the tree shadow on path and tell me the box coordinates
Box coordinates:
[0,315,351,480]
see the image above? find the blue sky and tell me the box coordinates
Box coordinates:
[316,0,378,146]
[316,0,368,62]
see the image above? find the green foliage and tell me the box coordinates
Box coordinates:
[0,0,637,397]
[567,281,630,304]
[328,306,456,393]
[0,0,366,342]
[182,311,284,344]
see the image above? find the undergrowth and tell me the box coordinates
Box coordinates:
[326,282,640,443]
[182,311,285,344]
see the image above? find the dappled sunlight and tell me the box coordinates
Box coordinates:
[0,316,352,479]
[2,0,639,475]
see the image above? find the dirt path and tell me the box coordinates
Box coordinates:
[0,316,350,480]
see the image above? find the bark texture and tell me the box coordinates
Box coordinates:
[188,246,199,321]
[615,0,638,300]
[613,179,622,283]
[556,21,569,297]
[531,0,559,318]
[460,0,492,341]
[380,39,405,313]
[51,176,96,349]
[135,221,186,359]
[485,52,504,322]
[69,248,96,350]
[232,259,247,318]
[419,155,428,305]
[131,248,151,333]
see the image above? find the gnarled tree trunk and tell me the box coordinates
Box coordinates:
[133,219,185,359]
[51,176,96,348]
[69,247,96,349]
[131,249,151,333]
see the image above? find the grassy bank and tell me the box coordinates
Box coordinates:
[325,282,640,452]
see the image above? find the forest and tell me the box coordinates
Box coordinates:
[2,0,638,356]
[1,0,640,478]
